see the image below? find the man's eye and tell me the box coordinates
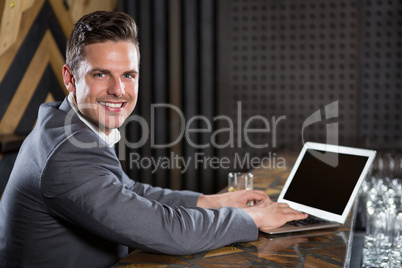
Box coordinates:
[123,74,133,79]
[94,73,105,78]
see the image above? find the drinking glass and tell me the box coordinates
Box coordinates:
[390,212,402,268]
[228,172,254,206]
[362,151,402,267]
[228,172,253,192]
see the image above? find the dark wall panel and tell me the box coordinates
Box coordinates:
[119,0,217,193]
[360,0,402,147]
[120,0,402,193]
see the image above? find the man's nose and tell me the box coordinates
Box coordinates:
[108,77,125,97]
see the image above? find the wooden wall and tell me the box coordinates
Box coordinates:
[0,0,117,196]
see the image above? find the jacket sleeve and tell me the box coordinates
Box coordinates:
[121,172,201,207]
[40,131,258,255]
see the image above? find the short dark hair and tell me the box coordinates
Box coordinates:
[66,11,140,73]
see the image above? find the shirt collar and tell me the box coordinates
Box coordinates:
[67,94,121,147]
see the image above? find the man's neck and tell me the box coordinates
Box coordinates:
[67,94,121,147]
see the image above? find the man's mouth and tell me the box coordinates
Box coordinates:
[99,101,126,111]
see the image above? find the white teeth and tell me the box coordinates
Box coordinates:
[100,102,123,108]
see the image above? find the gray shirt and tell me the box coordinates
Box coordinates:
[0,99,258,268]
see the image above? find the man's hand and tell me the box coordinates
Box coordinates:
[242,199,308,232]
[197,191,307,232]
[197,190,269,209]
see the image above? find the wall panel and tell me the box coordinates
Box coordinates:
[120,0,218,193]
[118,0,401,193]
[0,0,117,196]
[360,0,402,147]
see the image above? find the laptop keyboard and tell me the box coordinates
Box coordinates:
[287,215,328,227]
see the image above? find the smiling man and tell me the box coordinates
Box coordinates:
[0,11,306,267]
[63,40,139,136]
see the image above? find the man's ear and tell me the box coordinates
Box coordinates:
[62,64,76,93]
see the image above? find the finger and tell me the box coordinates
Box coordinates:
[285,213,308,223]
[277,203,290,208]
[256,199,274,206]
[247,190,269,200]
[282,210,308,220]
[280,206,305,215]
[245,190,267,196]
[251,190,269,197]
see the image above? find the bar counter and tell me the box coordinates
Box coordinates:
[113,154,356,267]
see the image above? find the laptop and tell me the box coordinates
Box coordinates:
[264,142,376,234]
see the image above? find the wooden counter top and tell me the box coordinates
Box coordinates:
[113,154,356,267]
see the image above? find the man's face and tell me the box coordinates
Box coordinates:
[69,41,139,135]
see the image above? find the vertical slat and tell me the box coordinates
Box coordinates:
[169,0,183,190]
[120,0,140,180]
[137,0,153,185]
[199,0,216,194]
[152,0,169,188]
[216,0,232,190]
[122,0,138,18]
[182,0,199,191]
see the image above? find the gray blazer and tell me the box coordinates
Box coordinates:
[0,99,257,268]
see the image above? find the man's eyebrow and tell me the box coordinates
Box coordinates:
[88,68,138,74]
[123,69,139,75]
[88,68,112,74]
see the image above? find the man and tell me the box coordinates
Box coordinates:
[0,11,306,267]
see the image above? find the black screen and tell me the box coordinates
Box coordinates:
[283,149,369,215]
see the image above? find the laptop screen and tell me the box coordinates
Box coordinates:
[283,149,369,215]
